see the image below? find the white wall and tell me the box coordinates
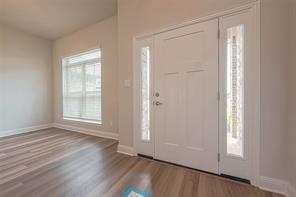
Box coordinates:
[118,0,253,151]
[260,0,289,181]
[118,0,253,149]
[288,0,296,192]
[53,16,118,134]
[117,0,289,183]
[0,24,53,133]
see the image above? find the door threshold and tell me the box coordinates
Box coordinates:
[137,154,250,185]
[137,154,154,160]
[220,174,250,184]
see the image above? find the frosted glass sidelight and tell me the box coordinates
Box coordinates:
[141,47,151,141]
[226,25,244,157]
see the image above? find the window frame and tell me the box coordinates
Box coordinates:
[62,49,102,124]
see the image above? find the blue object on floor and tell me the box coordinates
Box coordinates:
[123,187,152,197]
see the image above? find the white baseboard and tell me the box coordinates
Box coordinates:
[287,183,296,197]
[52,123,119,140]
[0,124,53,138]
[259,176,288,196]
[117,144,135,156]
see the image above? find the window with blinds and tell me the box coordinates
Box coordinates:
[62,49,102,123]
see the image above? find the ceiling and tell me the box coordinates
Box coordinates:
[0,0,117,40]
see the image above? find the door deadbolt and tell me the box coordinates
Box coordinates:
[154,101,163,106]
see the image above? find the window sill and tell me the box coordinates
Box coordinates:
[63,117,102,125]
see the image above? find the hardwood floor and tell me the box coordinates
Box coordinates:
[0,128,283,197]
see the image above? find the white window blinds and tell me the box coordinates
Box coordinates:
[62,49,102,123]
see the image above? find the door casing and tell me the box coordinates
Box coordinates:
[132,0,260,186]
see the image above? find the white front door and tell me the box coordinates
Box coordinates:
[153,19,219,173]
[134,4,259,181]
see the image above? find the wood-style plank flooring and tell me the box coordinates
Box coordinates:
[0,128,283,197]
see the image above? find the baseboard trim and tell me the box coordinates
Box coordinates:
[287,183,296,197]
[259,176,288,196]
[0,124,53,138]
[52,123,119,140]
[117,144,135,156]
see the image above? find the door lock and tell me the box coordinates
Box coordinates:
[154,101,163,106]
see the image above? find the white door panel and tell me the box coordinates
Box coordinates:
[185,69,205,151]
[154,19,219,173]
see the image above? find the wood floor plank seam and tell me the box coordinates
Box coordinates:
[0,140,113,184]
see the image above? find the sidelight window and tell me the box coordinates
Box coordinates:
[140,47,151,141]
[226,25,244,157]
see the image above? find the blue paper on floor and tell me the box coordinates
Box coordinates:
[123,188,152,197]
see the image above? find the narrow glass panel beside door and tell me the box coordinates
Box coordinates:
[141,47,151,142]
[226,25,244,158]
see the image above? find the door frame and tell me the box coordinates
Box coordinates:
[133,0,260,186]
